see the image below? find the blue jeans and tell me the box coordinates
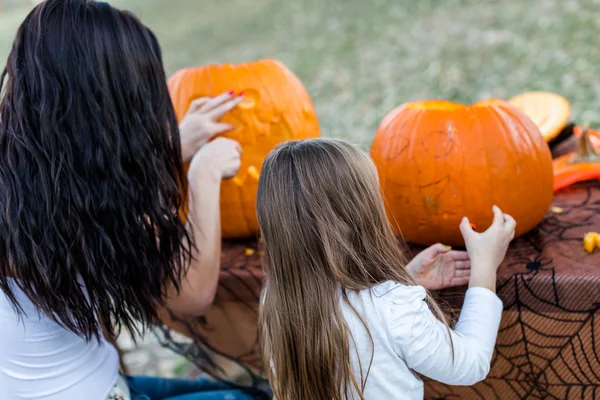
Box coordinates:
[126,375,257,400]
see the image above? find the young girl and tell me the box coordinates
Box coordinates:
[257,138,515,400]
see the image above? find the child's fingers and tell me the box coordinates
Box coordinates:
[459,217,475,240]
[449,275,470,287]
[430,243,451,254]
[492,205,504,227]
[449,250,470,261]
[503,213,516,233]
[453,259,471,270]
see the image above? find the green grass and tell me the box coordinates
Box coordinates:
[2,0,600,147]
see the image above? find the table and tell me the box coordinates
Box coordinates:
[156,181,600,399]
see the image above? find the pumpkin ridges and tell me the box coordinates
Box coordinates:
[240,62,257,236]
[492,102,552,235]
[372,99,553,246]
[408,108,429,232]
[514,98,553,228]
[168,68,192,121]
[169,59,319,238]
[210,62,254,237]
[470,107,489,237]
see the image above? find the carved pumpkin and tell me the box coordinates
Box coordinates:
[371,99,554,247]
[169,59,320,238]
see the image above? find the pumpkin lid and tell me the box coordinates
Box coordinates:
[508,91,571,142]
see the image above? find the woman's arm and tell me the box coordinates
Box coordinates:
[164,137,241,316]
[160,92,242,316]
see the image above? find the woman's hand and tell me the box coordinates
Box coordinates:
[179,91,244,163]
[188,137,242,184]
[460,206,516,292]
[406,244,471,290]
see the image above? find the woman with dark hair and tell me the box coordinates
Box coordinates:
[0,1,258,399]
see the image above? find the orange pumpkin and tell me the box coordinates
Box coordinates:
[169,59,320,238]
[370,99,554,246]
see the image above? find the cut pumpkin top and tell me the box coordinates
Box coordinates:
[508,91,570,142]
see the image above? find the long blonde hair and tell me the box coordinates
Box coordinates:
[257,138,449,400]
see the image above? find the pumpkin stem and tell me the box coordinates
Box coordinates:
[568,126,600,164]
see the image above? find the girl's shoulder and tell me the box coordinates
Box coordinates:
[345,281,432,347]
[345,281,428,316]
[343,281,429,322]
[367,280,427,305]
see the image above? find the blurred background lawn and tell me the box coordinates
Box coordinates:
[2,0,600,147]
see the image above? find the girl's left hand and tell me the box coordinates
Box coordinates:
[406,243,471,290]
[179,91,244,163]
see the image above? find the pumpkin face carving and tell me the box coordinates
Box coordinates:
[169,59,320,238]
[370,99,553,246]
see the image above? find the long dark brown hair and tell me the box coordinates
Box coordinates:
[257,138,450,400]
[0,0,191,340]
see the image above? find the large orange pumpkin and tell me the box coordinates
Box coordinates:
[370,99,554,247]
[169,59,320,238]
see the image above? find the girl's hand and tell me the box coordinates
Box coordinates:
[179,92,244,163]
[460,206,516,292]
[406,244,471,290]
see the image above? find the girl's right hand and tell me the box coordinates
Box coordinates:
[459,206,516,292]
[188,137,242,184]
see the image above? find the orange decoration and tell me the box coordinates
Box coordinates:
[169,59,320,238]
[573,125,600,149]
[508,91,570,142]
[232,166,259,187]
[244,248,255,257]
[247,165,260,182]
[553,127,600,192]
[231,176,243,187]
[583,232,598,253]
[371,99,554,247]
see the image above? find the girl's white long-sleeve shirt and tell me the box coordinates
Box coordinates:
[341,281,503,399]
